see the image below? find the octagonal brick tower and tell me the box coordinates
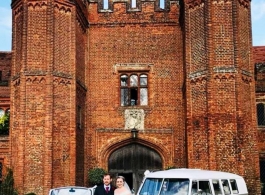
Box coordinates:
[184,0,260,194]
[10,0,88,194]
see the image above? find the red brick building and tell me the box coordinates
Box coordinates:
[0,0,264,194]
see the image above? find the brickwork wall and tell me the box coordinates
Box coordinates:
[54,6,72,74]
[255,46,265,156]
[0,0,261,194]
[236,4,260,194]
[185,0,260,194]
[24,77,46,192]
[0,52,11,82]
[75,1,88,185]
[9,0,86,194]
[86,0,185,170]
[0,52,11,110]
[52,80,72,186]
[185,3,208,168]
[76,84,86,185]
[13,4,23,74]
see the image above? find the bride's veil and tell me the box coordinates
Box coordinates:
[124,181,131,191]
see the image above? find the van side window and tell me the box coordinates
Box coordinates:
[198,181,212,195]
[221,180,231,195]
[191,181,197,194]
[191,180,212,195]
[230,179,239,194]
[161,179,189,195]
[212,180,222,195]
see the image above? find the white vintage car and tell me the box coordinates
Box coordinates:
[137,169,248,195]
[48,186,96,195]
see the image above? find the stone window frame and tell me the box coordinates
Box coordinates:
[119,72,149,107]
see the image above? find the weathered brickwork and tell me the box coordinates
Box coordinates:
[0,53,11,181]
[86,0,184,172]
[0,52,11,100]
[0,0,263,194]
[255,46,265,187]
[185,0,260,194]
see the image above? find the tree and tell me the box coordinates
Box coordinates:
[0,167,18,195]
[88,167,107,186]
[0,113,9,135]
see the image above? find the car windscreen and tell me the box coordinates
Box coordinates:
[139,178,189,195]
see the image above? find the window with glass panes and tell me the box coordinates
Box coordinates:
[257,103,265,126]
[120,73,148,106]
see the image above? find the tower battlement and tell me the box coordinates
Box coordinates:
[88,0,181,24]
[89,0,179,13]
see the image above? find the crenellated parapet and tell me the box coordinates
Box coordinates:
[88,0,181,25]
[89,0,180,12]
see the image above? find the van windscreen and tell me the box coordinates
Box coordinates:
[139,178,189,195]
[139,178,163,195]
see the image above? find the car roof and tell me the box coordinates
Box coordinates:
[144,169,243,180]
[50,186,91,190]
[49,186,96,195]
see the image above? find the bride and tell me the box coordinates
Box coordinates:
[114,176,132,195]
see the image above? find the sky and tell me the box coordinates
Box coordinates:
[0,0,264,51]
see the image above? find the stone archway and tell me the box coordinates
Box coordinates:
[108,143,162,192]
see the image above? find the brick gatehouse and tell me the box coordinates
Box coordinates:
[0,0,265,194]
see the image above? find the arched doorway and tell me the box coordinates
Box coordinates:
[108,143,162,192]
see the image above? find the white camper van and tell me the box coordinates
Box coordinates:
[48,186,96,195]
[137,169,248,195]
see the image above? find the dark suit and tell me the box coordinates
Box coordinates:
[94,184,115,195]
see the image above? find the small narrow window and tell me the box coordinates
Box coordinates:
[77,106,82,129]
[121,75,128,86]
[131,0,136,8]
[159,0,165,9]
[257,103,265,126]
[103,0,109,9]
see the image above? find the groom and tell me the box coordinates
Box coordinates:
[94,173,115,195]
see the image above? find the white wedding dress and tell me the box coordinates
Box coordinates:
[114,182,132,195]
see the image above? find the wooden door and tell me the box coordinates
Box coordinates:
[108,143,162,192]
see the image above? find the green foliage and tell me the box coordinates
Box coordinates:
[165,165,177,170]
[0,167,18,195]
[0,113,9,135]
[88,167,107,186]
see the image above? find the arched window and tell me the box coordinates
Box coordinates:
[257,103,265,126]
[120,73,148,106]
